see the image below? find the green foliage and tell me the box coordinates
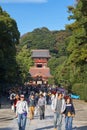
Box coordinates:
[0,6,20,84]
[67,1,87,52]
[1,0,86,101]
[48,56,67,76]
[16,45,33,83]
[60,0,87,99]
[48,77,54,85]
[54,62,72,91]
[17,1,87,92]
[16,28,70,84]
[20,28,57,57]
[20,28,70,57]
[66,0,87,67]
[72,83,87,100]
[17,28,71,84]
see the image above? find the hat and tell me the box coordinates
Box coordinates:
[20,94,24,98]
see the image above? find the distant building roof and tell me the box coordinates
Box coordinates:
[31,49,51,58]
[29,67,52,78]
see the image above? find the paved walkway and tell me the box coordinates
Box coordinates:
[0,100,87,130]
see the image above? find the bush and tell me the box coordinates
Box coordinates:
[72,83,87,100]
[84,84,87,102]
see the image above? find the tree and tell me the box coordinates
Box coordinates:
[16,45,33,83]
[64,0,87,98]
[0,7,20,84]
[66,0,87,64]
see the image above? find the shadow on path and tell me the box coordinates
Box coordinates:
[45,115,54,119]
[35,125,87,130]
[0,128,12,130]
[0,117,15,121]
[35,125,53,130]
[77,126,87,130]
[0,96,11,109]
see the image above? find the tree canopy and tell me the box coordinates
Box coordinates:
[55,0,87,99]
[0,0,87,100]
[0,7,20,84]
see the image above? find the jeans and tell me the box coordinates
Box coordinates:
[39,105,45,120]
[65,116,73,130]
[54,112,62,130]
[17,113,27,130]
[61,114,66,130]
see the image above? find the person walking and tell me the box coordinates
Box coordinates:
[28,94,36,120]
[61,93,66,130]
[52,92,66,130]
[16,94,28,130]
[13,94,20,112]
[38,94,46,120]
[64,97,75,130]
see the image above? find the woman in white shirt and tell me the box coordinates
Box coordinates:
[16,94,28,130]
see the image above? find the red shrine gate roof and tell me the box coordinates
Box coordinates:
[29,67,52,78]
[31,49,51,58]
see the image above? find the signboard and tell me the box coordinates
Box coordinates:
[37,81,42,84]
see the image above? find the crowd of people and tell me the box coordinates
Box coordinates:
[7,85,75,130]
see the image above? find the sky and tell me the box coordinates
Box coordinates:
[0,0,75,36]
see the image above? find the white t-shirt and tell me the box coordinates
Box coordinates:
[16,100,28,114]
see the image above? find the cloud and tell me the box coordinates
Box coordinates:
[0,0,48,3]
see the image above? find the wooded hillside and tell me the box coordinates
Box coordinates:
[17,0,87,100]
[0,0,87,100]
